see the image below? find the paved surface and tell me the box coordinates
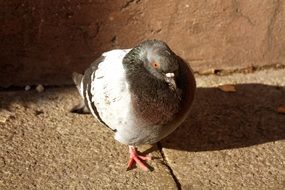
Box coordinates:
[1,68,285,190]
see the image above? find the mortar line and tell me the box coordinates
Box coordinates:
[157,142,182,190]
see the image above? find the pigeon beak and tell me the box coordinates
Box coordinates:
[164,73,177,91]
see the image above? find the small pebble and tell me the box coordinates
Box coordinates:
[25,85,31,91]
[36,84,44,92]
[0,110,14,123]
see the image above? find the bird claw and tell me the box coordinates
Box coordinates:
[127,146,151,171]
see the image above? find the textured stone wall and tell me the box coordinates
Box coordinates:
[1,0,284,86]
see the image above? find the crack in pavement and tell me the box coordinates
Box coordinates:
[157,142,182,190]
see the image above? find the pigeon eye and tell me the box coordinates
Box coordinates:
[152,61,160,69]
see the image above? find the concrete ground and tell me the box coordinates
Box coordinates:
[1,68,285,190]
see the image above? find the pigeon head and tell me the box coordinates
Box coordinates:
[124,39,179,90]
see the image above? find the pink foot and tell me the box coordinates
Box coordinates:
[127,146,151,171]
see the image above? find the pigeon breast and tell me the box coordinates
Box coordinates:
[80,46,196,146]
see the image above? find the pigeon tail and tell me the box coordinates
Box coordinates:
[71,72,90,114]
[72,72,83,86]
[72,72,84,95]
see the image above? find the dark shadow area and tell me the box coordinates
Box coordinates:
[0,86,76,111]
[162,83,285,151]
[1,84,284,153]
[0,1,123,86]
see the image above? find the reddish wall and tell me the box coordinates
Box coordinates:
[1,0,284,86]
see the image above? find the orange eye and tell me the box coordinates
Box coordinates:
[152,61,160,69]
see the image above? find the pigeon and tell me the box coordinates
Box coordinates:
[72,39,196,171]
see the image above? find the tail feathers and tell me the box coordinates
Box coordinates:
[72,72,83,86]
[72,72,84,97]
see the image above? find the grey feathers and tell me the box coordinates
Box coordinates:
[72,72,83,87]
[72,40,196,146]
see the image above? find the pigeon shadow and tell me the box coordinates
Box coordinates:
[162,83,285,152]
[1,84,284,153]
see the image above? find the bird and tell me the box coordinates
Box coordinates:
[71,39,196,171]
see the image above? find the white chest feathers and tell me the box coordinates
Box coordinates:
[89,49,133,131]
